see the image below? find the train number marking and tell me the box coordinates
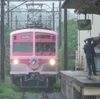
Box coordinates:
[21,35,31,39]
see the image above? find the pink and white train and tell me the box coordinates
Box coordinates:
[10,29,58,88]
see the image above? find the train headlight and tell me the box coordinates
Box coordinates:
[13,59,19,65]
[49,59,55,65]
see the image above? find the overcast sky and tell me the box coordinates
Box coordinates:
[10,1,75,14]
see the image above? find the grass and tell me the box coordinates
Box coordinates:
[0,76,38,99]
[53,78,61,92]
[0,76,61,99]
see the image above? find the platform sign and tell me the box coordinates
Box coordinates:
[77,19,91,30]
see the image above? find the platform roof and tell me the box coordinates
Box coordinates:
[6,0,64,1]
[62,0,100,15]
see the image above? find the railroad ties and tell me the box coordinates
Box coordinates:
[42,92,49,99]
[21,91,25,99]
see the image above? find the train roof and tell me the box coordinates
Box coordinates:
[10,28,58,35]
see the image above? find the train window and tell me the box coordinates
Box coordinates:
[36,42,55,52]
[13,42,33,52]
[46,35,50,39]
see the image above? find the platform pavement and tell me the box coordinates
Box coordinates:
[60,70,100,99]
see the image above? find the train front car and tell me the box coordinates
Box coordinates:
[10,29,58,88]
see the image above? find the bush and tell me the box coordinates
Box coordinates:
[0,76,39,99]
[53,78,61,92]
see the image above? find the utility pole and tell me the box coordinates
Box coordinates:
[59,0,61,48]
[11,11,13,28]
[1,0,5,82]
[52,3,55,31]
[64,9,68,70]
[7,0,10,27]
[15,15,18,29]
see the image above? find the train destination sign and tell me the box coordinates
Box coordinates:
[21,35,31,39]
[36,35,50,39]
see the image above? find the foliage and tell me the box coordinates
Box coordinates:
[4,27,13,75]
[0,76,38,99]
[58,19,78,70]
[0,76,20,99]
[24,92,38,98]
[4,76,20,92]
[59,43,64,70]
[4,26,12,56]
[53,78,61,92]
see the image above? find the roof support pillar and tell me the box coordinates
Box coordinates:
[64,8,68,70]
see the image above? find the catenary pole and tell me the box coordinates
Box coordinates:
[52,3,55,31]
[59,0,61,48]
[1,0,5,82]
[7,0,10,27]
[64,9,68,70]
[11,11,13,28]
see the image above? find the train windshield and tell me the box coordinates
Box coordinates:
[13,42,33,52]
[36,42,55,52]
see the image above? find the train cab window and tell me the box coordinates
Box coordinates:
[13,42,33,52]
[36,42,55,52]
[44,45,51,52]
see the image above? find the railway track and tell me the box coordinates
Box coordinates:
[42,92,49,99]
[21,91,25,99]
[36,92,66,99]
[20,91,66,99]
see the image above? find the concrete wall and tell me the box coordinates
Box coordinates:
[60,71,100,99]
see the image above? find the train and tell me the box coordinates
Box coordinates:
[10,28,58,88]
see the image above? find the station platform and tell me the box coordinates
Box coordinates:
[60,71,100,99]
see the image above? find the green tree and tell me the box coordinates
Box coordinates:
[4,27,13,75]
[58,19,78,70]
